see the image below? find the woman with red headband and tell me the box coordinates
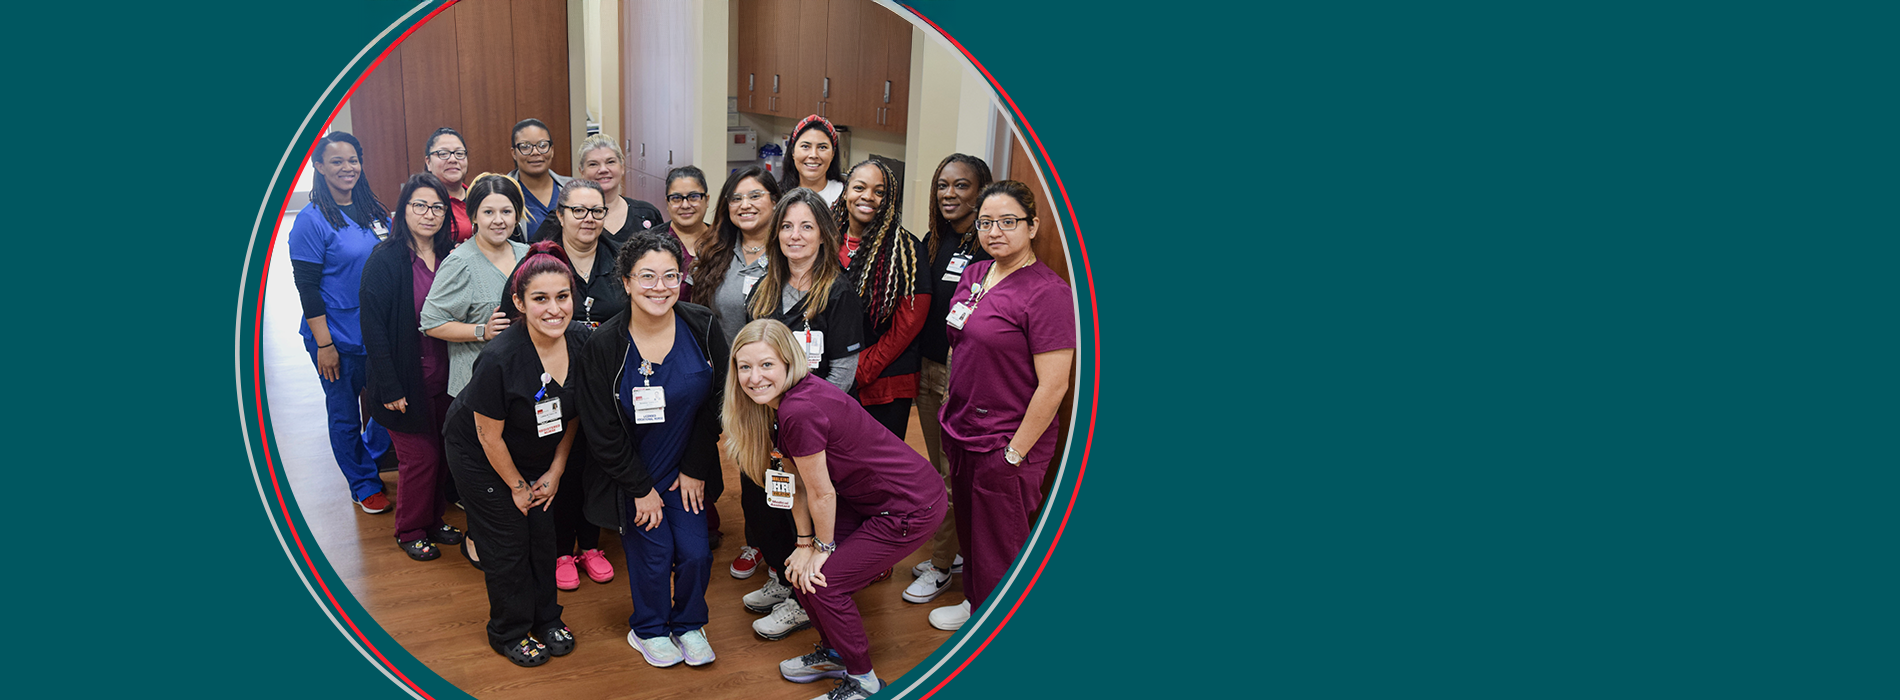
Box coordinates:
[442,241,590,668]
[777,115,846,205]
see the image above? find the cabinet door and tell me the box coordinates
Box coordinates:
[821,0,861,126]
[735,0,763,115]
[791,0,829,120]
[881,10,911,133]
[766,0,798,115]
[854,0,889,130]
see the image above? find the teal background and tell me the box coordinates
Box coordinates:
[23,0,1895,697]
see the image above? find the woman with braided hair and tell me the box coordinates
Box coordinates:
[830,159,929,439]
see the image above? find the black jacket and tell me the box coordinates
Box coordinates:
[359,239,437,434]
[573,302,729,532]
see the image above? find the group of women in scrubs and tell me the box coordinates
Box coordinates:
[288,115,1074,693]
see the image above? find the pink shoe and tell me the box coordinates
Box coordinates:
[555,555,581,591]
[579,549,615,583]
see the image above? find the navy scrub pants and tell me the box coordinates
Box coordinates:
[304,343,391,501]
[620,480,712,639]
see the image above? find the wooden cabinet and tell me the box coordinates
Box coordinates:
[734,0,908,130]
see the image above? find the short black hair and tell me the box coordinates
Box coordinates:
[512,118,550,144]
[616,230,686,279]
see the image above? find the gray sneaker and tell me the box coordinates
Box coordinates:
[753,597,811,640]
[780,644,848,683]
[810,676,884,700]
[674,628,716,666]
[744,570,792,613]
[628,630,684,667]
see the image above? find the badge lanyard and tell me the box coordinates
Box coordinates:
[631,359,666,424]
[946,264,997,331]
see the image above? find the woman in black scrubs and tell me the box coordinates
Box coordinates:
[740,187,865,641]
[532,179,621,590]
[574,133,666,247]
[906,154,993,599]
[443,241,590,667]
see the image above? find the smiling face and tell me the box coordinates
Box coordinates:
[778,201,822,267]
[734,341,791,407]
[314,141,361,196]
[579,147,622,194]
[474,193,518,246]
[667,177,707,227]
[621,250,682,319]
[976,193,1037,261]
[844,165,886,228]
[512,125,554,176]
[559,187,606,247]
[514,271,573,342]
[792,129,833,186]
[728,176,774,234]
[405,187,445,241]
[935,161,980,231]
[425,134,467,186]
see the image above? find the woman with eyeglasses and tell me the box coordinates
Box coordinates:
[290,130,395,514]
[741,187,866,642]
[508,118,573,234]
[442,241,590,667]
[529,178,621,590]
[927,180,1074,633]
[776,115,845,205]
[722,319,944,700]
[421,127,473,243]
[906,154,994,599]
[690,164,782,584]
[651,166,710,301]
[360,173,467,560]
[573,232,728,668]
[573,134,666,249]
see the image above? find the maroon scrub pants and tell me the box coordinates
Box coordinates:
[389,391,451,543]
[804,494,945,675]
[946,444,1050,609]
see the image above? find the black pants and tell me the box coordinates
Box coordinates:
[447,438,565,649]
[552,449,600,555]
[741,472,798,577]
[863,398,912,440]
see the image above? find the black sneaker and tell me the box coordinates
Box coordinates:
[426,523,465,545]
[400,539,441,561]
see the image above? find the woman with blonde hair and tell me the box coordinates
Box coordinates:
[567,133,665,248]
[723,318,944,700]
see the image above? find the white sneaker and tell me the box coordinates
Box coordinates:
[910,555,963,577]
[744,570,792,613]
[902,564,953,603]
[754,597,812,640]
[673,628,716,666]
[628,630,685,667]
[928,599,971,631]
[780,644,848,683]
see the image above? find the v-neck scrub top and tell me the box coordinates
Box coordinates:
[616,314,713,489]
[941,260,1076,462]
[571,245,628,329]
[712,248,771,345]
[289,206,388,353]
[444,323,592,476]
[420,238,531,396]
[775,377,943,517]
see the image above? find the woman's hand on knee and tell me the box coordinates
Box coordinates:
[634,491,665,531]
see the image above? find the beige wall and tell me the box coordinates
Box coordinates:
[899,25,1001,235]
[695,0,731,197]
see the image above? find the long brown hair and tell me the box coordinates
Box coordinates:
[721,319,812,486]
[748,188,845,323]
[832,159,918,325]
[690,166,782,306]
[924,153,993,262]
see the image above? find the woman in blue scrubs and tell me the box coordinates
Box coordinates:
[289,131,394,513]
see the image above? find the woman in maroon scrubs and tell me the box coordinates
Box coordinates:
[722,318,945,700]
[930,180,1075,632]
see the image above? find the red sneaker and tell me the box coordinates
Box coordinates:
[579,549,615,583]
[555,555,581,591]
[356,492,390,514]
[730,546,761,579]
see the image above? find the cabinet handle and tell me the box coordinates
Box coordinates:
[640,143,646,157]
[773,74,780,94]
[668,150,673,165]
[823,77,830,99]
[884,80,892,104]
[749,73,755,91]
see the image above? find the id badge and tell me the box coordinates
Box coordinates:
[943,253,971,281]
[945,302,974,330]
[742,274,761,296]
[631,386,666,424]
[765,467,796,510]
[371,221,389,239]
[535,397,564,437]
[800,330,825,369]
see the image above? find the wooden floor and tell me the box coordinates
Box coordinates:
[261,218,960,699]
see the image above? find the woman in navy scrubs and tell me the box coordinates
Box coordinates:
[360,173,466,560]
[723,319,945,700]
[574,232,729,668]
[742,187,865,642]
[442,241,589,667]
[929,181,1075,632]
[290,130,394,513]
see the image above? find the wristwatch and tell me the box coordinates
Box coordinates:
[1005,446,1024,465]
[474,323,486,341]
